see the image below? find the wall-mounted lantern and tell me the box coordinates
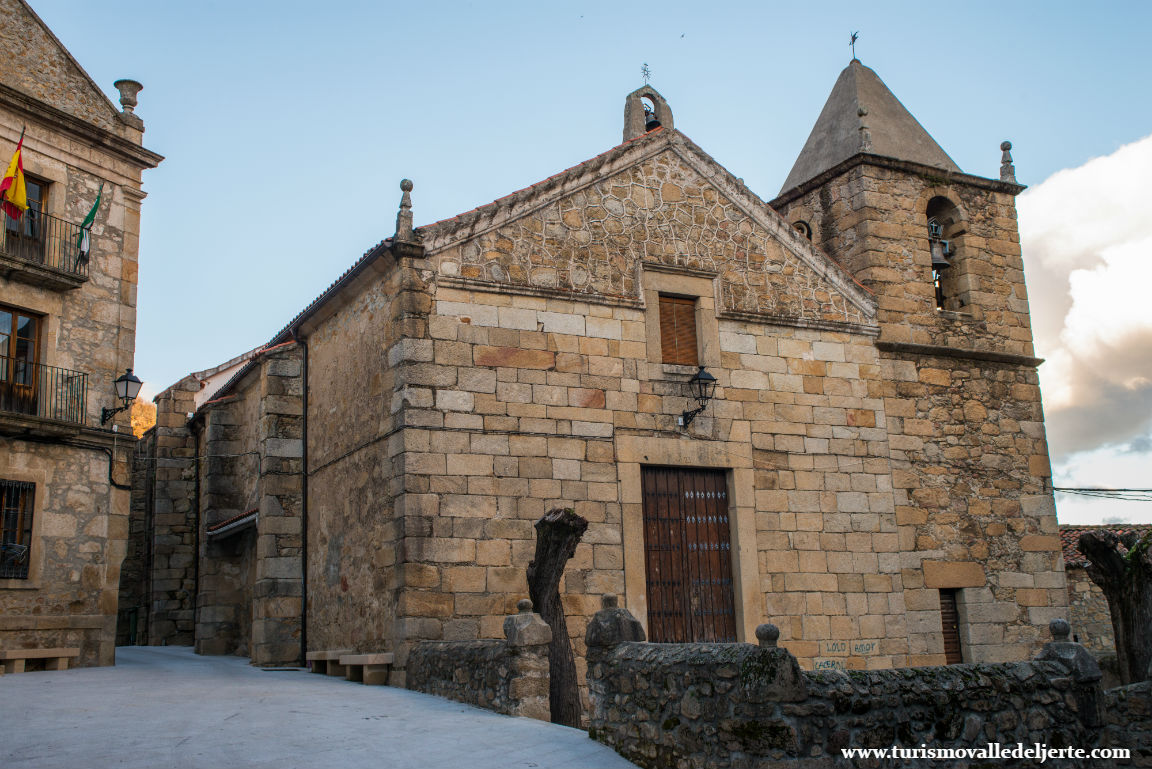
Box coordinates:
[101,368,143,426]
[680,366,718,428]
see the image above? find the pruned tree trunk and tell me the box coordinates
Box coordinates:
[527,507,588,727]
[1079,530,1152,684]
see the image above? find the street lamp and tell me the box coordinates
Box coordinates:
[101,368,143,426]
[680,366,718,428]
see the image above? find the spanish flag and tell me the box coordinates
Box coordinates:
[1,130,28,220]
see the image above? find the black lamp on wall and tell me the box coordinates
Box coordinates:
[680,366,718,428]
[101,368,143,426]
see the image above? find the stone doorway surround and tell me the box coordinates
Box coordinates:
[616,434,760,643]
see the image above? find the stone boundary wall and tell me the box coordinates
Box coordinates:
[585,597,1151,768]
[406,601,551,720]
[1102,682,1152,759]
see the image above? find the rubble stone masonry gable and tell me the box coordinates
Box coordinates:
[0,0,123,134]
[424,133,876,330]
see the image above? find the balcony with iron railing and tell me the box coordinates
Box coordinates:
[0,356,88,437]
[0,211,91,290]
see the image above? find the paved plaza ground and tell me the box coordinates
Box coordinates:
[0,646,638,769]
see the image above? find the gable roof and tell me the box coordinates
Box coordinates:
[206,123,880,414]
[1060,523,1152,567]
[421,126,876,319]
[0,0,124,132]
[780,59,960,195]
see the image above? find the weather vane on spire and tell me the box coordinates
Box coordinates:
[850,31,859,60]
[641,62,651,85]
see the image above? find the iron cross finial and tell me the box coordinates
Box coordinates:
[850,31,859,60]
[641,62,651,85]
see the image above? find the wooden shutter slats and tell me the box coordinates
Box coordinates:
[939,589,963,664]
[659,295,698,366]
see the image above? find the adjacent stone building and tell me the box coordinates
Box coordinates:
[1059,523,1151,657]
[127,60,1064,682]
[0,0,161,667]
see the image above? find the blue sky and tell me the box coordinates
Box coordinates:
[29,0,1152,524]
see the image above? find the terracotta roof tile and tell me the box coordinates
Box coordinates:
[207,508,259,533]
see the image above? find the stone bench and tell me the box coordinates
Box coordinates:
[0,647,81,674]
[338,653,394,685]
[305,649,353,677]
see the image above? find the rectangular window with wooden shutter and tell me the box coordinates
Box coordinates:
[658,294,698,366]
[939,588,964,664]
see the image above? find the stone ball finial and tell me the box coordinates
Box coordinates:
[400,178,413,193]
[999,140,1017,183]
[113,79,143,112]
[602,594,619,610]
[755,623,780,648]
[517,598,533,614]
[1050,618,1071,642]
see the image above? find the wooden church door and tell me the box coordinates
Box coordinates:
[641,466,737,643]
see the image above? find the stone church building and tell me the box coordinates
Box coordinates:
[123,59,1065,679]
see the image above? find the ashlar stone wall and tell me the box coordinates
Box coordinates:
[195,344,304,665]
[303,245,423,669]
[393,136,918,685]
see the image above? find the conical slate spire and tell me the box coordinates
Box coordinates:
[779,60,960,194]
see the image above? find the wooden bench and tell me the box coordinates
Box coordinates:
[0,647,80,674]
[338,653,394,685]
[305,649,353,677]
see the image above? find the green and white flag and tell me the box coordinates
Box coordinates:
[76,183,103,259]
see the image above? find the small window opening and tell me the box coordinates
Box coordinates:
[793,221,812,240]
[939,588,964,664]
[659,294,698,366]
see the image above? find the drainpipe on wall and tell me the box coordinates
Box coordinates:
[189,416,202,649]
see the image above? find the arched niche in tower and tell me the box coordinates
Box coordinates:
[925,195,970,312]
[623,86,674,142]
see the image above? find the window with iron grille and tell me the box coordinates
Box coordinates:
[0,479,34,579]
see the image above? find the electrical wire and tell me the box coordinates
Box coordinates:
[1052,487,1152,502]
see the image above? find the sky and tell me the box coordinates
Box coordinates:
[26,0,1152,525]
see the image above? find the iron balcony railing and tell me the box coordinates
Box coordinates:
[1,210,91,279]
[0,356,88,425]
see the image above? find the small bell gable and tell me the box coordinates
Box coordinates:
[623,86,674,142]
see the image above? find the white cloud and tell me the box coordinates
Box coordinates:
[1051,442,1152,526]
[1019,134,1152,462]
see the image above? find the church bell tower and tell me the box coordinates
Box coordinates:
[771,59,1064,664]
